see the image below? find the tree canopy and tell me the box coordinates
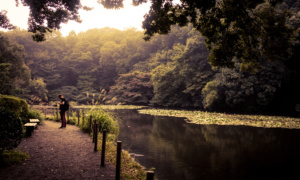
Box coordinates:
[0,23,299,113]
[1,0,298,69]
[140,0,297,71]
[0,0,299,114]
[0,32,30,95]
[0,10,15,30]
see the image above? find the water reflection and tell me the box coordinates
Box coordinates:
[114,109,300,180]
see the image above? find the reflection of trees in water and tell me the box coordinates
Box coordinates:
[200,125,281,179]
[150,116,209,180]
[150,117,295,180]
[117,110,300,180]
[114,110,153,149]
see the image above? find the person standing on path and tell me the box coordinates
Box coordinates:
[58,94,68,128]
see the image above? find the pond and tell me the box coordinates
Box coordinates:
[113,109,300,180]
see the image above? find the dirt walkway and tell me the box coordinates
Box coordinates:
[0,121,115,180]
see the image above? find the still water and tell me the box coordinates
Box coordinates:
[113,109,300,180]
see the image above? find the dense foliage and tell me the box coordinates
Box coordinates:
[1,21,299,114]
[0,94,29,123]
[88,109,119,135]
[0,95,44,156]
[26,108,43,122]
[1,1,297,71]
[0,0,299,114]
[151,34,214,108]
[0,107,23,152]
[0,10,14,30]
[141,0,297,71]
[0,33,30,95]
[106,71,153,105]
[202,62,287,112]
[3,26,195,104]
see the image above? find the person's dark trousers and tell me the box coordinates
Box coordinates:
[60,110,67,127]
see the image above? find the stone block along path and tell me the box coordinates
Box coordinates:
[0,121,115,180]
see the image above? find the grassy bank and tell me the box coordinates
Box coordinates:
[138,109,300,129]
[96,133,147,180]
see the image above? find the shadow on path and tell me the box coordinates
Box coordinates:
[0,121,115,180]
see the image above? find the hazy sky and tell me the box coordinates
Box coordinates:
[0,0,151,36]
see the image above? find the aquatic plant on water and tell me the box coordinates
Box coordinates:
[138,109,300,129]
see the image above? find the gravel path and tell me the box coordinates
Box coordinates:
[0,120,115,180]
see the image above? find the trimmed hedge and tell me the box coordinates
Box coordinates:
[0,107,23,151]
[0,94,29,124]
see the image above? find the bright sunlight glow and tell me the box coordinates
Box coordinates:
[0,0,151,36]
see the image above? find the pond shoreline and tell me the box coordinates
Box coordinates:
[32,105,300,129]
[138,108,300,129]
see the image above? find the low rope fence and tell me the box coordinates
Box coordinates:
[31,105,155,180]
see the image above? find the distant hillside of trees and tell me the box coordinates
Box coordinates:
[0,0,299,115]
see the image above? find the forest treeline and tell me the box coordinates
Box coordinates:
[0,1,299,114]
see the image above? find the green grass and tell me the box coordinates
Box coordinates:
[0,150,29,167]
[72,105,147,110]
[96,134,148,180]
[138,109,300,129]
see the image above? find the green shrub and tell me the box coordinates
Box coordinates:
[0,107,23,152]
[0,150,29,167]
[68,110,77,125]
[88,108,119,135]
[0,94,29,124]
[26,108,43,123]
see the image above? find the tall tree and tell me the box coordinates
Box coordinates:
[106,71,153,105]
[202,61,287,113]
[22,78,48,104]
[151,33,214,108]
[0,0,293,71]
[140,0,295,71]
[0,32,30,95]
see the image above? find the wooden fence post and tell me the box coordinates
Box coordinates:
[146,171,155,180]
[94,122,98,152]
[116,141,122,180]
[56,108,59,120]
[67,107,70,122]
[101,129,107,167]
[92,119,95,143]
[82,110,85,128]
[89,115,92,135]
[77,110,80,125]
[44,107,46,119]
